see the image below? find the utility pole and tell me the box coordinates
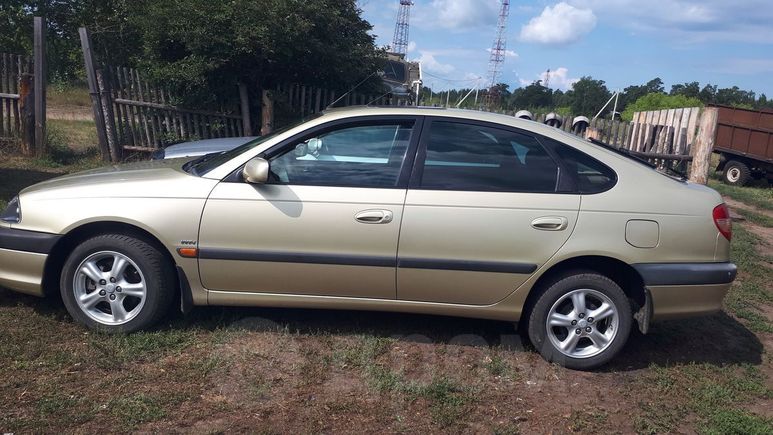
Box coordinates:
[392,1,413,55]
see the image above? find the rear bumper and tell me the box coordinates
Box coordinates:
[0,226,60,297]
[633,262,736,320]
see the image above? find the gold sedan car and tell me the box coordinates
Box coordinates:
[0,107,736,369]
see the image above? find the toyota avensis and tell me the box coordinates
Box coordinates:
[0,107,736,369]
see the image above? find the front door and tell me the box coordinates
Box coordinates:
[397,119,581,305]
[198,118,420,298]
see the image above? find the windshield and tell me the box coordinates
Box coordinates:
[185,117,315,176]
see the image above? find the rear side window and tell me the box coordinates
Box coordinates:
[419,121,559,192]
[553,142,617,193]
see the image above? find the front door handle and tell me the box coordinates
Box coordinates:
[531,216,568,231]
[355,209,394,224]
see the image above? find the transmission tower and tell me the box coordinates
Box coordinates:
[486,0,510,106]
[544,68,551,88]
[392,1,413,55]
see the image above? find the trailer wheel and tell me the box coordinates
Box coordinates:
[723,160,751,186]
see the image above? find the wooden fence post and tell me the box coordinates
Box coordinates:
[238,82,252,136]
[19,73,34,155]
[260,89,274,135]
[96,69,120,162]
[33,16,46,157]
[79,27,111,161]
[689,107,719,184]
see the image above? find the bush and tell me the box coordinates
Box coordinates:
[622,93,703,121]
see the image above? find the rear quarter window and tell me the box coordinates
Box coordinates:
[552,142,617,194]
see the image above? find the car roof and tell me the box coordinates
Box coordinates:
[319,105,581,144]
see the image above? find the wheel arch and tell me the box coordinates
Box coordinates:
[41,221,178,298]
[519,255,647,329]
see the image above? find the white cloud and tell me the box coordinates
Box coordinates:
[519,67,579,90]
[417,51,455,75]
[569,0,773,44]
[417,0,500,29]
[519,2,597,45]
[407,41,417,53]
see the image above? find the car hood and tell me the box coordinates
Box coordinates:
[20,157,219,200]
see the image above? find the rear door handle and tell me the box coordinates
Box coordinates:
[531,216,568,231]
[355,209,394,224]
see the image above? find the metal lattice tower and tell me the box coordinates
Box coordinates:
[487,0,510,102]
[392,1,413,55]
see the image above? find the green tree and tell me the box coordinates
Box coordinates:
[670,81,700,99]
[510,81,553,110]
[567,76,611,116]
[134,0,384,108]
[621,92,703,121]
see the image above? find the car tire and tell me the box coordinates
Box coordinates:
[60,233,175,333]
[527,271,632,370]
[723,160,751,186]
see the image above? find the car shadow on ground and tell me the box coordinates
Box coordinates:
[1,288,762,371]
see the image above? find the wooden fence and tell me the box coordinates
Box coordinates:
[0,53,30,142]
[0,17,44,156]
[279,82,403,118]
[105,66,245,153]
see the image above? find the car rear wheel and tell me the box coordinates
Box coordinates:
[527,272,632,370]
[60,234,175,333]
[723,160,751,186]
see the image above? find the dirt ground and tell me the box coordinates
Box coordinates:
[0,168,771,433]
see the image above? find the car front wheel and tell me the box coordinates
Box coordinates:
[527,272,632,370]
[60,233,175,332]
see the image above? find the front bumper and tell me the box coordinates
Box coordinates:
[633,262,737,320]
[0,226,60,297]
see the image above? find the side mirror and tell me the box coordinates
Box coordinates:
[242,157,269,184]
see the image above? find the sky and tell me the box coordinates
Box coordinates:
[358,0,773,96]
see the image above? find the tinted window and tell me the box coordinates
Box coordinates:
[553,142,617,193]
[419,122,559,192]
[268,123,411,187]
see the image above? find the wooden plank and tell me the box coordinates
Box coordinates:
[300,86,306,117]
[315,88,322,113]
[96,69,120,161]
[13,55,22,135]
[3,54,10,135]
[121,67,139,146]
[79,27,110,161]
[685,107,700,154]
[689,107,718,184]
[132,69,154,147]
[112,98,242,119]
[238,82,252,136]
[33,17,46,156]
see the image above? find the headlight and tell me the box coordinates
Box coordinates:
[1,195,21,223]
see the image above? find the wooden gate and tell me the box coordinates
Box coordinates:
[80,27,244,161]
[0,17,45,155]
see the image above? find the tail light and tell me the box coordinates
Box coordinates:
[713,203,732,241]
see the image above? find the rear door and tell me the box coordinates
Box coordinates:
[396,118,580,305]
[198,116,422,299]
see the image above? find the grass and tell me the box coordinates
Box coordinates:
[709,179,773,212]
[634,364,772,434]
[87,329,199,368]
[48,83,92,107]
[48,119,98,152]
[724,226,773,333]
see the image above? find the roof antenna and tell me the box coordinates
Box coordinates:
[327,71,382,109]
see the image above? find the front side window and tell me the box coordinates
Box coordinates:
[419,121,559,192]
[268,123,412,187]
